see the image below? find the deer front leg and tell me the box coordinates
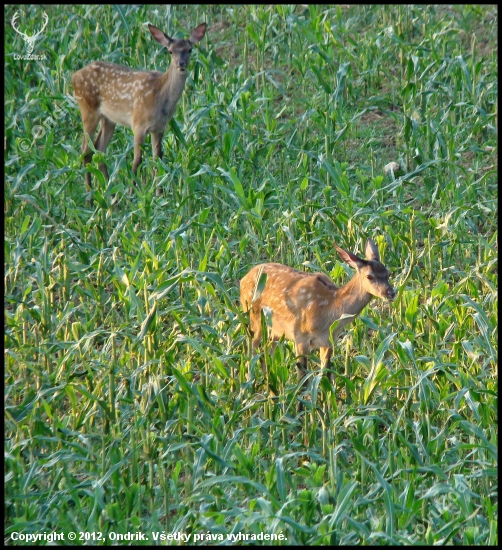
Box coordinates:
[83,149,94,192]
[151,131,163,161]
[132,142,143,175]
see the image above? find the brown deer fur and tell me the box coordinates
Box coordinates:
[72,22,206,191]
[240,239,396,383]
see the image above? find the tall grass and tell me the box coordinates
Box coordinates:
[5,4,497,545]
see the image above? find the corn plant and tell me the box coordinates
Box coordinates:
[5,4,497,545]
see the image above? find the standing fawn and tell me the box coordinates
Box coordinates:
[72,22,207,192]
[240,239,396,384]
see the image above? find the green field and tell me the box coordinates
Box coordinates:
[5,4,497,545]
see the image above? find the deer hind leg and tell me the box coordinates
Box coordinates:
[320,346,333,382]
[151,132,164,196]
[295,340,310,386]
[294,340,310,413]
[95,116,116,182]
[247,309,264,380]
[75,98,100,191]
[249,309,263,355]
[132,127,147,183]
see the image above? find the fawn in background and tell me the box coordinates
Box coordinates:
[240,238,396,384]
[72,22,206,192]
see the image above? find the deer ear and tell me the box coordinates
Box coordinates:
[335,245,365,270]
[365,239,380,262]
[189,22,207,44]
[148,24,173,48]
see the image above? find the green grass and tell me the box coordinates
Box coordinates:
[5,4,497,545]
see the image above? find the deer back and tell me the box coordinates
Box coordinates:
[240,263,343,337]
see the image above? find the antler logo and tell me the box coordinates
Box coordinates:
[11,11,49,54]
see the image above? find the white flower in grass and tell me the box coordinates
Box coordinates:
[384,161,402,176]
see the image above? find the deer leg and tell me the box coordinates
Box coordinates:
[95,116,116,182]
[260,339,278,380]
[295,341,310,386]
[247,310,263,380]
[248,309,277,383]
[151,131,163,161]
[151,132,163,196]
[132,128,147,184]
[320,346,333,382]
[249,308,262,354]
[295,341,310,413]
[75,99,100,191]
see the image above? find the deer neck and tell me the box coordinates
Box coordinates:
[158,64,188,108]
[334,276,373,317]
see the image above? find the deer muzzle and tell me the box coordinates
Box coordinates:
[386,287,397,301]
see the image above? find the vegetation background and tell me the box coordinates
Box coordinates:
[5,4,497,545]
